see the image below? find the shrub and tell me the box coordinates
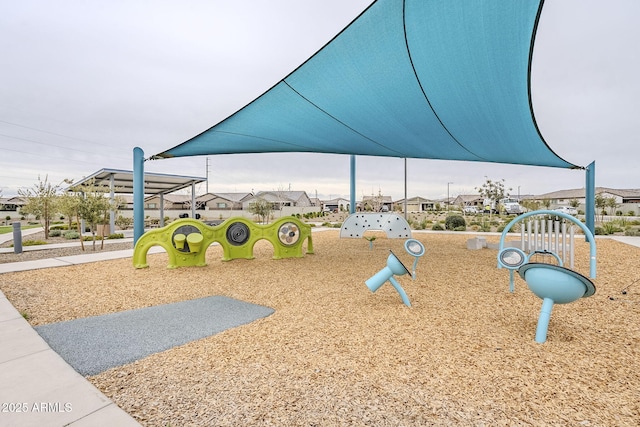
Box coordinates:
[431,223,444,231]
[5,215,10,221]
[64,231,80,239]
[602,222,622,235]
[445,215,466,230]
[49,229,62,237]
[115,215,133,230]
[453,225,466,231]
[624,228,640,236]
[108,233,125,239]
[479,220,491,232]
[593,227,605,235]
[83,235,103,241]
[21,240,48,246]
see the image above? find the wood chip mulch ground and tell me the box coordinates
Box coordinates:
[1,231,639,426]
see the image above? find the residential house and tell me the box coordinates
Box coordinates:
[361,195,393,212]
[451,194,482,209]
[0,196,26,212]
[393,196,436,212]
[322,197,350,212]
[197,192,251,210]
[144,194,201,210]
[529,187,640,214]
[242,191,313,210]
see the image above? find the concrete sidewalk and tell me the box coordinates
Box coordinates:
[1,229,142,426]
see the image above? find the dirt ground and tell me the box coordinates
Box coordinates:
[1,231,639,426]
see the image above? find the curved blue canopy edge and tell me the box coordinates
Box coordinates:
[154,0,580,170]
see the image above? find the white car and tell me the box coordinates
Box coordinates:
[554,206,578,215]
[463,206,479,214]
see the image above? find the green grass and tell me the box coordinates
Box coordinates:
[0,224,42,234]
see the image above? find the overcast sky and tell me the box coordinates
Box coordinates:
[1,0,638,201]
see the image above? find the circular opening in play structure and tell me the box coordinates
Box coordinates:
[226,222,250,246]
[498,247,526,270]
[278,222,300,246]
[404,239,425,257]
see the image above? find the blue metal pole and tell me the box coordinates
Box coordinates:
[585,161,595,238]
[133,147,145,245]
[350,155,356,214]
[535,297,555,343]
[389,276,411,307]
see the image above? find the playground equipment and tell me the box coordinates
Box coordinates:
[365,239,425,307]
[497,210,597,343]
[340,213,411,239]
[133,216,313,269]
[404,238,426,280]
[520,215,577,269]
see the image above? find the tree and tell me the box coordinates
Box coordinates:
[605,196,618,216]
[248,197,272,224]
[73,179,115,250]
[58,191,81,231]
[595,194,607,222]
[475,177,511,217]
[18,175,60,239]
[520,198,540,212]
[569,198,580,211]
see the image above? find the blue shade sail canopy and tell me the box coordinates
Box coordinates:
[153,0,580,170]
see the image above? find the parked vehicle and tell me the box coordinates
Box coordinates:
[463,206,479,214]
[554,206,578,215]
[483,197,523,215]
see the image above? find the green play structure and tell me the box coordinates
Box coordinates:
[133,216,314,269]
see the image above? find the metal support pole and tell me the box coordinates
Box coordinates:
[404,158,408,220]
[349,155,356,214]
[191,181,196,219]
[585,161,596,239]
[109,173,115,235]
[159,194,165,227]
[133,147,145,245]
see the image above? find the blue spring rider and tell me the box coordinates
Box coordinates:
[497,210,597,343]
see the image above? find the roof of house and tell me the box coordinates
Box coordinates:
[395,196,437,203]
[453,194,482,203]
[253,191,309,202]
[362,195,393,203]
[535,187,640,200]
[144,194,193,203]
[196,192,251,203]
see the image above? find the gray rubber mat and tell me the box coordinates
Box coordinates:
[35,296,274,376]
